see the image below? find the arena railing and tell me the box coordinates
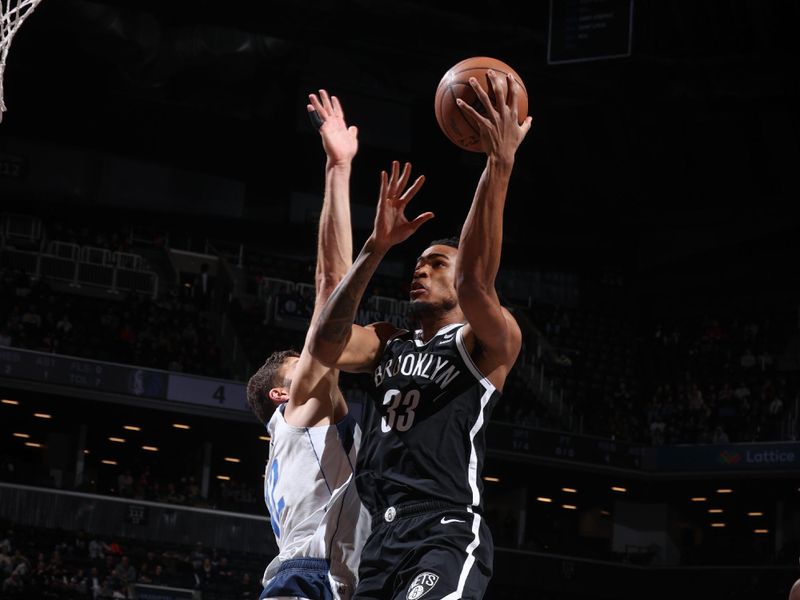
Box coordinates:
[0,246,159,298]
[1,212,42,245]
[47,240,80,261]
[0,482,276,558]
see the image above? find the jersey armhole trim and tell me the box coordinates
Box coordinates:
[455,327,495,392]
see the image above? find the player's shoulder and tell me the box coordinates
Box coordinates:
[461,312,521,363]
[366,321,408,344]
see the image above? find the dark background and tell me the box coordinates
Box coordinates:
[3,0,798,291]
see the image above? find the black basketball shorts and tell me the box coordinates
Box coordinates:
[354,501,493,600]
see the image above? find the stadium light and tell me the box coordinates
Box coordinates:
[142,446,159,452]
[691,497,707,502]
[24,442,43,448]
[123,425,141,432]
[12,433,29,438]
[611,486,627,493]
[562,504,577,510]
[216,475,231,481]
[259,435,270,441]
[710,523,726,528]
[101,459,117,465]
[747,512,764,517]
[708,509,723,514]
[1,399,19,405]
[483,476,500,482]
[108,437,126,443]
[753,529,769,534]
[33,412,51,419]
[536,497,553,503]
[562,487,577,493]
[716,488,732,494]
[224,457,241,463]
[172,423,191,430]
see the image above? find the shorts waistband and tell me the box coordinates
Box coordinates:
[372,500,475,524]
[275,557,330,574]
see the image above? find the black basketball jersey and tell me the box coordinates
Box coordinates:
[355,322,501,514]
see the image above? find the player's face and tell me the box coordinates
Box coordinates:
[268,355,300,407]
[279,356,300,390]
[409,245,459,315]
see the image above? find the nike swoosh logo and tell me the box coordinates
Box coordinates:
[440,517,465,524]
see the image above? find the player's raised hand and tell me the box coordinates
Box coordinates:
[371,161,432,252]
[456,70,532,162]
[308,89,359,166]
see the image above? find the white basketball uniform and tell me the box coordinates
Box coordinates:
[261,404,370,600]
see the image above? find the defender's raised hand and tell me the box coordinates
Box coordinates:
[371,161,432,252]
[308,89,359,166]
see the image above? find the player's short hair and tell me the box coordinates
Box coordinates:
[428,236,459,249]
[246,349,299,425]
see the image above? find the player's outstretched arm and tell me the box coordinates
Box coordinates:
[454,70,532,388]
[309,161,432,373]
[311,89,356,299]
[285,90,357,426]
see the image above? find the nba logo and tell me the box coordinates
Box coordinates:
[406,572,439,600]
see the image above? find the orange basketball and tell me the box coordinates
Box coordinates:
[434,56,528,153]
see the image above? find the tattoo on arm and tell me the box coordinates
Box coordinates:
[316,244,384,344]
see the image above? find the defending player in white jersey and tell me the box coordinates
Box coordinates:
[246,90,370,600]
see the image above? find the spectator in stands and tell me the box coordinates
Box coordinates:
[105,540,123,557]
[189,542,206,571]
[134,467,151,500]
[70,567,89,595]
[150,564,166,586]
[768,394,784,417]
[55,313,73,337]
[88,566,102,597]
[192,263,214,310]
[197,556,215,588]
[0,530,12,555]
[217,556,234,585]
[185,476,201,503]
[237,572,258,599]
[0,546,11,575]
[113,555,136,586]
[88,537,106,561]
[740,348,756,369]
[712,425,730,444]
[140,551,160,575]
[164,483,184,504]
[2,570,23,595]
[117,469,134,497]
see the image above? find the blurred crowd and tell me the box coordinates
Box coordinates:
[0,267,228,379]
[0,522,261,599]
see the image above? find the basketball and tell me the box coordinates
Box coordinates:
[434,56,529,152]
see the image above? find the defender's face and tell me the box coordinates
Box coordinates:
[410,245,458,309]
[268,355,300,408]
[279,356,300,389]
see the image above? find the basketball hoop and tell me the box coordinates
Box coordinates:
[0,0,44,123]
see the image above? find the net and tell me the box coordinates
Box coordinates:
[0,0,44,122]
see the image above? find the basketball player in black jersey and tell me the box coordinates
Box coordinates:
[309,70,531,600]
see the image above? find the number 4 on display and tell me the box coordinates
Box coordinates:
[213,385,226,403]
